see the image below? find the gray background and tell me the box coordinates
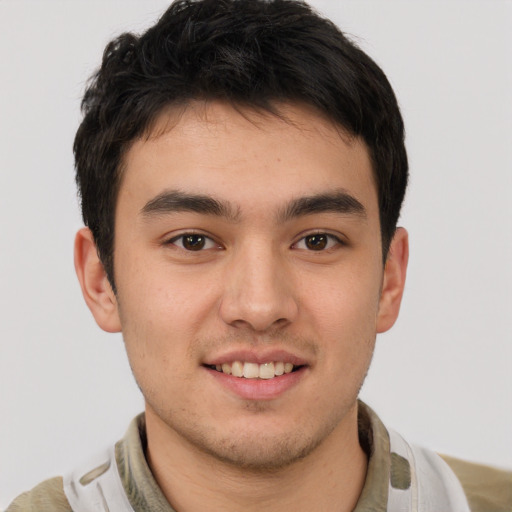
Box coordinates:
[1,0,511,506]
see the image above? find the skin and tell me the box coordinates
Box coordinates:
[75,101,408,511]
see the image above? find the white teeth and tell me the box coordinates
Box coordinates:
[213,360,298,379]
[259,362,275,379]
[231,361,243,377]
[243,362,260,379]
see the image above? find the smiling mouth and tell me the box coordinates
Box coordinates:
[205,361,304,379]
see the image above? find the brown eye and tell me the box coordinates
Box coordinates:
[294,233,341,251]
[169,233,217,251]
[305,234,328,250]
[182,234,206,250]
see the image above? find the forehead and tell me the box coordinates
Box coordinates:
[118,101,378,221]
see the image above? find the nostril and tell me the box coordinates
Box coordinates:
[218,277,299,332]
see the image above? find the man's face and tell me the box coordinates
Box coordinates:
[111,101,390,469]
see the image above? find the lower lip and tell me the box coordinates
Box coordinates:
[205,366,307,401]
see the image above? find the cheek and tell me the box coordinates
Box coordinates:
[304,266,382,328]
[115,267,220,368]
[119,299,194,409]
[303,268,381,369]
[118,254,217,322]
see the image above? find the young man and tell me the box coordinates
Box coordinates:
[7,1,511,511]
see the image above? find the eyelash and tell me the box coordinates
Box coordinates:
[166,232,219,251]
[292,232,343,251]
[165,231,344,252]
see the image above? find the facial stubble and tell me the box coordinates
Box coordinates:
[133,333,375,474]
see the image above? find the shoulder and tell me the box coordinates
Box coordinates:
[6,476,72,512]
[440,454,512,512]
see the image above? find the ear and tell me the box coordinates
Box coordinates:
[74,227,121,333]
[376,227,409,333]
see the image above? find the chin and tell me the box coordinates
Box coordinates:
[196,430,325,472]
[170,407,348,473]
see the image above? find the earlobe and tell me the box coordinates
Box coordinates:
[74,227,121,333]
[376,227,409,333]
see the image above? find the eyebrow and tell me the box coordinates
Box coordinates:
[141,190,241,222]
[278,190,367,222]
[141,188,366,223]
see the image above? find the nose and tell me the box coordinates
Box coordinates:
[219,241,299,332]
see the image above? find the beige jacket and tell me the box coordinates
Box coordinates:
[7,403,512,511]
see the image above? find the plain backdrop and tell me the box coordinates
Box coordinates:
[1,0,511,506]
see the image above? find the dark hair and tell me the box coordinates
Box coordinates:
[74,0,408,288]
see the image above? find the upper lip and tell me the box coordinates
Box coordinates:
[203,348,310,367]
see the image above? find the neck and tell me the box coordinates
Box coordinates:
[145,404,368,512]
